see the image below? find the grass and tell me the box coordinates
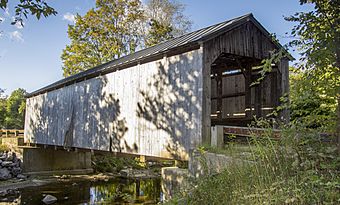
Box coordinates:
[167,122,340,205]
[198,142,253,160]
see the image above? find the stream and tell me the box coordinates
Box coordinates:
[1,178,162,204]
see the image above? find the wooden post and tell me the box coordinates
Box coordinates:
[271,70,278,108]
[255,84,262,117]
[245,65,252,119]
[216,68,223,120]
[211,125,224,148]
[201,43,211,145]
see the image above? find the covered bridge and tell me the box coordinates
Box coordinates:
[25,13,290,160]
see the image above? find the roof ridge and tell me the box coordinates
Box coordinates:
[27,13,265,97]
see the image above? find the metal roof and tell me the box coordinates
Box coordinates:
[27,13,286,97]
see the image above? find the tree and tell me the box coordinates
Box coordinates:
[3,88,27,129]
[144,0,192,46]
[0,0,57,26]
[145,18,173,47]
[0,88,6,128]
[285,0,340,143]
[289,67,336,131]
[61,0,192,76]
[61,0,145,77]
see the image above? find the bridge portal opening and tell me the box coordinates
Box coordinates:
[210,53,279,127]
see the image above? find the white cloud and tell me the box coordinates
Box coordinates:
[9,31,24,42]
[62,12,75,23]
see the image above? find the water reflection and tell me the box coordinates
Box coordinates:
[10,178,161,204]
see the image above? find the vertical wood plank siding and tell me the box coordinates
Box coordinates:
[25,49,203,160]
[25,18,290,159]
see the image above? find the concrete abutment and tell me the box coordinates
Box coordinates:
[22,147,93,175]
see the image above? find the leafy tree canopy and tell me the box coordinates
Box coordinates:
[61,0,192,77]
[0,88,27,129]
[0,89,6,128]
[61,0,145,77]
[285,0,339,95]
[0,0,57,26]
[144,0,192,46]
[289,67,337,131]
[285,0,339,144]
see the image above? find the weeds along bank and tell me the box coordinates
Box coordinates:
[167,121,340,205]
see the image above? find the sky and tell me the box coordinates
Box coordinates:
[0,0,313,95]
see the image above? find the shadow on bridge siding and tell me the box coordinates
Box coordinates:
[27,75,138,153]
[27,51,201,159]
[137,52,201,159]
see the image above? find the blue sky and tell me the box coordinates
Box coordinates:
[0,0,312,95]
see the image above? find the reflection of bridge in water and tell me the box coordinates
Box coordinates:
[8,178,161,204]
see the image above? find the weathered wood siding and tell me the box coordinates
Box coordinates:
[25,49,203,160]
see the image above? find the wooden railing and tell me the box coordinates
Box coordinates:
[0,129,24,137]
[223,126,281,139]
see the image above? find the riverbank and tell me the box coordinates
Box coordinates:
[0,168,161,190]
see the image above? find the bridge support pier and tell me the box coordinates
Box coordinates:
[23,147,93,175]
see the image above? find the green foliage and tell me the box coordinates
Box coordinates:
[0,0,57,27]
[167,121,340,204]
[285,0,339,72]
[252,48,288,86]
[61,0,192,77]
[61,0,145,77]
[289,67,336,131]
[145,19,173,47]
[0,89,6,128]
[285,0,340,139]
[0,88,27,129]
[198,143,252,160]
[92,154,144,173]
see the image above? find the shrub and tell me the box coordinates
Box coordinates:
[92,154,144,173]
[167,121,340,204]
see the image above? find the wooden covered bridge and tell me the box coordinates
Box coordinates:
[24,13,290,164]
